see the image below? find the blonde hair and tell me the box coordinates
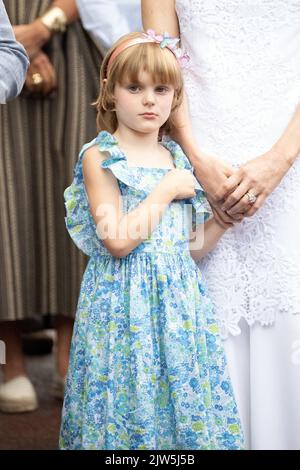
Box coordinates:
[94,32,184,135]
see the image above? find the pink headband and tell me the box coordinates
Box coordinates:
[106,29,189,77]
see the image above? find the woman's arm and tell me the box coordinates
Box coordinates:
[13,0,78,59]
[189,217,227,262]
[142,0,236,229]
[83,146,177,258]
[221,102,300,217]
[141,0,179,36]
[275,102,300,166]
[142,0,195,154]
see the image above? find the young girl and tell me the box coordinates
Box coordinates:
[59,31,244,450]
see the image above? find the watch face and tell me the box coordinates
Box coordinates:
[41,8,67,32]
[53,19,60,30]
[54,17,66,32]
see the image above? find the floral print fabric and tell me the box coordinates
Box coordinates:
[59,131,244,450]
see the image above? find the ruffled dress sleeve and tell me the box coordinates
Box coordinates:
[64,131,150,257]
[64,138,102,256]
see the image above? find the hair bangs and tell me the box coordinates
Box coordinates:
[112,43,182,90]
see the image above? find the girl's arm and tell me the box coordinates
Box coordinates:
[82,146,178,258]
[189,218,227,262]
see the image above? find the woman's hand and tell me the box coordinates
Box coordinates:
[220,148,292,218]
[25,51,57,97]
[13,19,51,59]
[193,152,240,228]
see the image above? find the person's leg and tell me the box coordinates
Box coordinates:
[223,318,251,449]
[55,315,74,378]
[0,321,26,381]
[0,321,38,412]
[50,315,74,400]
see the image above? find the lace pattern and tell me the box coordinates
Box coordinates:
[176,0,300,336]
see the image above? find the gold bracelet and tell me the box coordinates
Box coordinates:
[40,6,67,33]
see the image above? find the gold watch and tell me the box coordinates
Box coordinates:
[40,7,67,33]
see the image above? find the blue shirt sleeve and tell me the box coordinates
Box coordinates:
[76,0,142,55]
[0,0,29,103]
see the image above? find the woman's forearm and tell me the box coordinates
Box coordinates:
[142,0,179,37]
[141,0,235,223]
[142,0,204,166]
[171,92,206,166]
[273,102,300,167]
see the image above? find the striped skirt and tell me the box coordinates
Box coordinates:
[0,0,101,320]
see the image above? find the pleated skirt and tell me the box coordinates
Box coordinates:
[0,0,101,320]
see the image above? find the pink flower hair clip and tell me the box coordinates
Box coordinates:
[144,29,190,68]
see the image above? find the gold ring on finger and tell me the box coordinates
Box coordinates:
[31,73,43,85]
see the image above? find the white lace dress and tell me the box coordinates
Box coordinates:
[176,0,300,449]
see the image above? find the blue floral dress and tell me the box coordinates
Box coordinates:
[59,131,244,450]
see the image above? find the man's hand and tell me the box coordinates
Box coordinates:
[25,51,57,97]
